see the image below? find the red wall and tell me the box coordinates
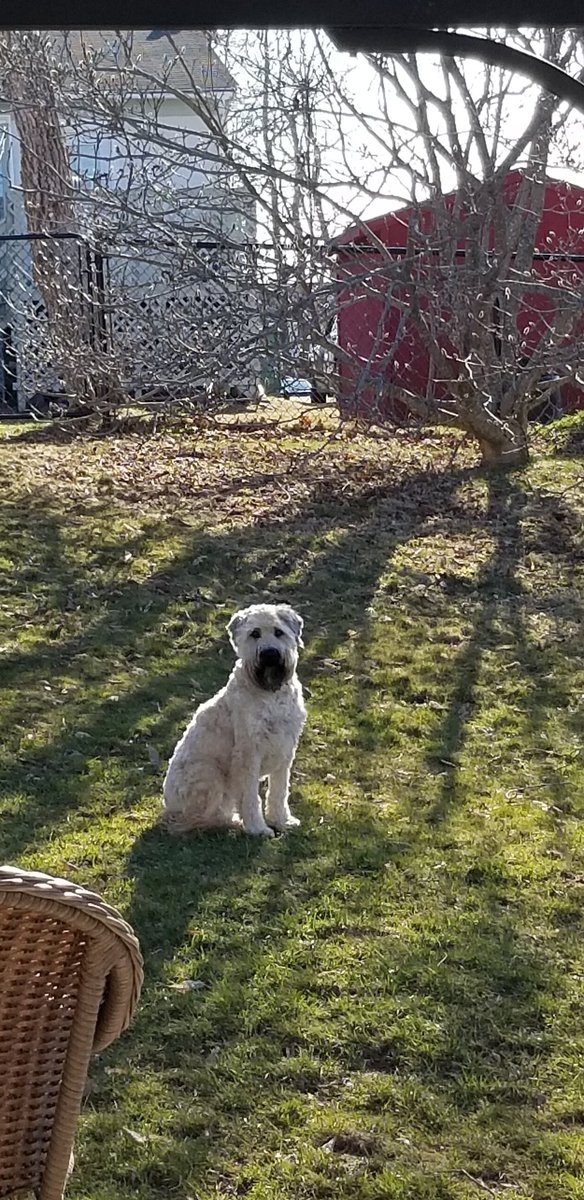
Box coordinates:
[335,174,584,420]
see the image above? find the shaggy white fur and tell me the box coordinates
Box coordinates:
[162,603,306,836]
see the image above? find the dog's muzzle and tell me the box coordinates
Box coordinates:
[254,646,288,691]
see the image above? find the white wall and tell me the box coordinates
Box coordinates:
[0,112,26,233]
[70,95,226,194]
[2,91,255,241]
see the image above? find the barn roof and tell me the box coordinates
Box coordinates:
[336,172,584,249]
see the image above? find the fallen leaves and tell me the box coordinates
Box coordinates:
[0,422,479,531]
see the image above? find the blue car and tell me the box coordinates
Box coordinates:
[281,376,331,403]
[281,376,312,397]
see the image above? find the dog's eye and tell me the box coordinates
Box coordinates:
[274,628,284,638]
[250,628,261,639]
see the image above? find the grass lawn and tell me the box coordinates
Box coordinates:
[1,415,584,1199]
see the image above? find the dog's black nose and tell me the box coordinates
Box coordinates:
[259,647,282,666]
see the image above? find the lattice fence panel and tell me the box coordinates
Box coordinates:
[104,246,270,398]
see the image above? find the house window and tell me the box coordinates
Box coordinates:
[70,134,111,188]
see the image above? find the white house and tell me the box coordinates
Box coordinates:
[1,30,252,238]
[0,30,258,409]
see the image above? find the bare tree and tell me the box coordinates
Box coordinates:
[342,30,584,464]
[0,32,100,407]
[3,28,584,456]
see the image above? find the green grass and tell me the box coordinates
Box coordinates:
[1,419,584,1199]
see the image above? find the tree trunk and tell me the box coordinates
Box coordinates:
[0,33,96,410]
[474,416,529,468]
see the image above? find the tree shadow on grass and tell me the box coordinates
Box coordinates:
[94,779,568,1199]
[6,459,578,1196]
[0,461,476,867]
[420,471,584,826]
[0,458,571,1195]
[353,870,560,1127]
[117,461,486,960]
[303,471,584,1181]
[89,800,411,1197]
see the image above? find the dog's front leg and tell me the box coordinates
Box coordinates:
[266,762,300,831]
[242,783,275,837]
[232,750,274,837]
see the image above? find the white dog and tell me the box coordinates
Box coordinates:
[162,603,306,837]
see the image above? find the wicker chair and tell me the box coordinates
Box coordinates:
[0,866,144,1200]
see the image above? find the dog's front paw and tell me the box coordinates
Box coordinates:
[244,820,275,838]
[267,811,301,831]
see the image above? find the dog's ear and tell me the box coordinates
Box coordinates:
[278,605,304,647]
[227,609,245,649]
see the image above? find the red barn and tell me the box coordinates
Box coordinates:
[335,172,584,421]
